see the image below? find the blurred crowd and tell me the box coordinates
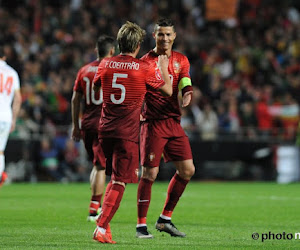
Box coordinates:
[1,0,300,181]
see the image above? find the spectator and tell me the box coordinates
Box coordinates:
[239,101,258,139]
[195,102,219,140]
[60,138,82,181]
[39,137,66,182]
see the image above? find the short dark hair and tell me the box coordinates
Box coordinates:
[154,18,175,32]
[96,35,115,58]
[0,45,4,58]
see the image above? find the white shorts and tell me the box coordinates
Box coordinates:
[0,121,11,151]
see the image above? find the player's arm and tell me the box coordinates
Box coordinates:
[92,63,102,93]
[179,78,193,107]
[92,76,101,93]
[93,83,101,93]
[10,89,22,132]
[71,91,82,142]
[157,55,172,97]
[179,56,193,107]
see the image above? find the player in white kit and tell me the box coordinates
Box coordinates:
[0,45,22,186]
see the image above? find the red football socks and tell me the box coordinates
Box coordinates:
[103,181,113,203]
[97,183,125,229]
[89,194,102,215]
[162,173,189,218]
[137,178,154,225]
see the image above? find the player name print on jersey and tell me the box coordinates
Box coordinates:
[105,60,140,70]
[87,66,98,73]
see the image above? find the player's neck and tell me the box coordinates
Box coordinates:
[153,47,172,57]
[120,52,137,58]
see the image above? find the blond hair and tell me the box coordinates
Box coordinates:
[117,21,146,53]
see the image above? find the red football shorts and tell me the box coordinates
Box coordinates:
[140,118,193,167]
[100,138,139,183]
[81,130,106,168]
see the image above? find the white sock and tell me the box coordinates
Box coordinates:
[160,214,171,220]
[0,154,4,177]
[97,226,106,234]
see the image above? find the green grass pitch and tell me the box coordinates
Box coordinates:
[1,182,300,249]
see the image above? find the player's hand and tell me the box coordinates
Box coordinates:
[182,91,192,107]
[158,55,169,70]
[71,127,81,142]
[140,114,146,121]
[10,121,16,133]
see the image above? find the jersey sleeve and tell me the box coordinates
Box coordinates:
[13,70,20,91]
[179,55,191,80]
[73,68,83,93]
[93,59,106,87]
[178,55,192,92]
[145,61,165,90]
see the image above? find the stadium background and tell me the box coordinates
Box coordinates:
[1,0,299,183]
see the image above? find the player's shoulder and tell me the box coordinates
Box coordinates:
[1,61,18,74]
[79,60,99,74]
[135,58,152,71]
[141,50,157,61]
[140,51,158,70]
[172,50,188,61]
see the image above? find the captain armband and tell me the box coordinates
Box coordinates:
[179,77,193,96]
[178,77,192,91]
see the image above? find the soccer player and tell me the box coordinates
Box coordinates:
[71,35,115,221]
[92,21,172,244]
[0,45,22,187]
[136,18,195,238]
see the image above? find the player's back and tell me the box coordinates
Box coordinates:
[95,54,150,142]
[74,60,102,131]
[0,60,20,122]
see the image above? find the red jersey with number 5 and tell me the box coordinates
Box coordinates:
[93,54,165,142]
[73,60,101,132]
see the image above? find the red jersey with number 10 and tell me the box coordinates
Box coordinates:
[93,54,165,142]
[141,50,191,121]
[73,60,101,132]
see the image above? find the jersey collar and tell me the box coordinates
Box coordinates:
[0,60,7,66]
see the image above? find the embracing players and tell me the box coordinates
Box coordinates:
[92,21,172,244]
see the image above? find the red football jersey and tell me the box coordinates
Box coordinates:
[141,50,191,121]
[74,60,102,132]
[93,54,165,142]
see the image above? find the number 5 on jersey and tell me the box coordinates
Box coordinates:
[111,73,127,104]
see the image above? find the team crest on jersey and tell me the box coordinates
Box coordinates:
[173,61,181,73]
[149,152,155,162]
